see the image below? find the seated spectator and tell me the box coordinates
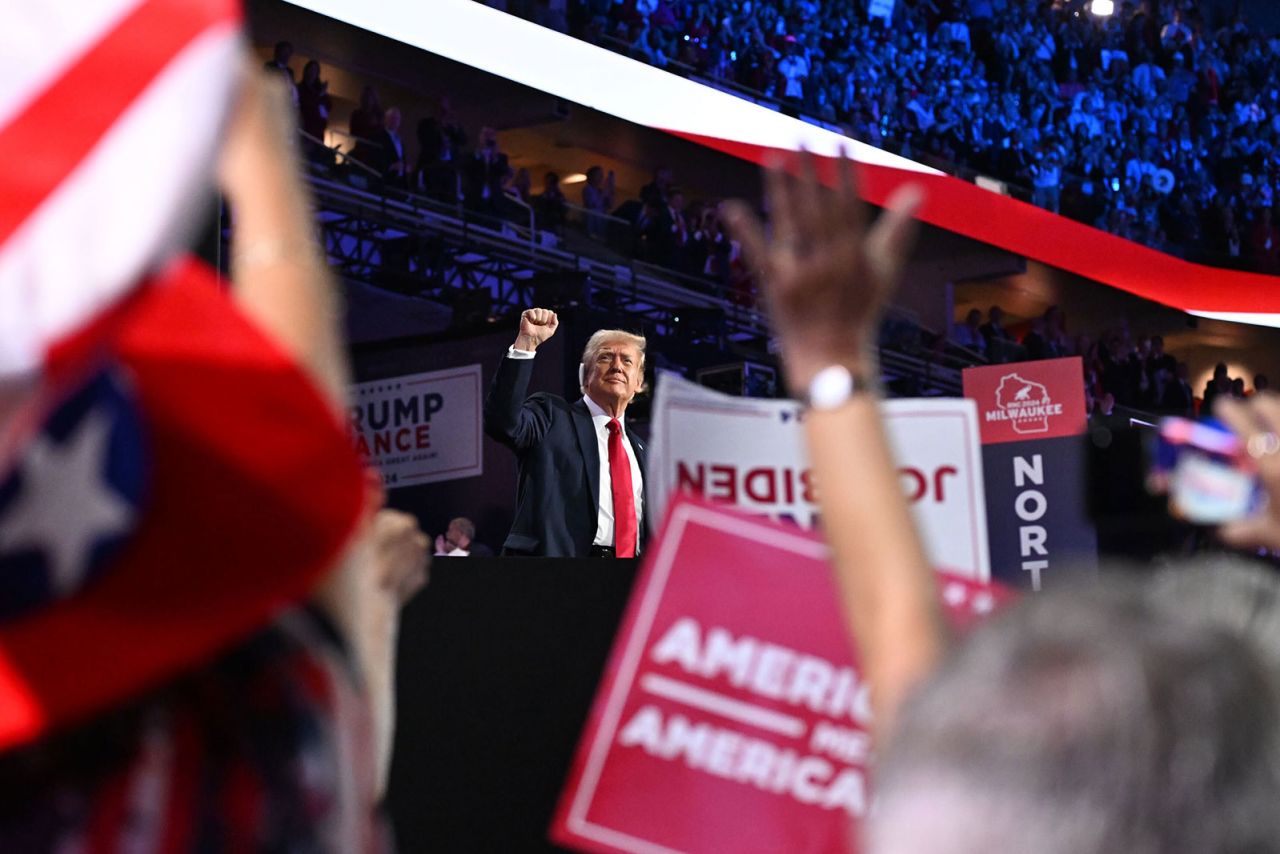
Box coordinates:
[1255,374,1271,394]
[435,517,477,556]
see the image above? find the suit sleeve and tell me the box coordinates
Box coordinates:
[484,355,555,450]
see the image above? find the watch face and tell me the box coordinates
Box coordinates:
[810,365,854,410]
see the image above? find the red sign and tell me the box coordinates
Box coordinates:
[552,496,1011,854]
[962,357,1088,445]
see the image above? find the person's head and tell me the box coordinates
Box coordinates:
[965,308,982,327]
[1100,391,1116,414]
[1232,377,1246,397]
[1256,374,1270,392]
[272,40,293,65]
[383,107,401,133]
[544,171,560,191]
[586,165,604,187]
[1214,362,1229,381]
[870,578,1280,854]
[359,85,380,111]
[580,329,647,411]
[302,60,320,84]
[989,305,1004,324]
[479,126,498,149]
[445,517,475,551]
[1151,334,1164,355]
[669,189,685,212]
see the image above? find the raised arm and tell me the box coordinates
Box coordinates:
[484,308,560,448]
[723,153,940,740]
[218,62,347,415]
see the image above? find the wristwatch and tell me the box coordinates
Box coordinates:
[802,365,875,410]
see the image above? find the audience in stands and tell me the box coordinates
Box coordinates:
[551,0,1280,272]
[281,42,1264,420]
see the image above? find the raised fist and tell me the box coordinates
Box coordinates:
[515,307,559,351]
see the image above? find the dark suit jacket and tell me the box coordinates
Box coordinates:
[484,356,648,557]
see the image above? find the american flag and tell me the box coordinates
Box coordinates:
[0,1,367,750]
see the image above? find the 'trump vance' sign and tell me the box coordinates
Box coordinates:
[350,364,483,488]
[649,374,990,581]
[553,497,1010,854]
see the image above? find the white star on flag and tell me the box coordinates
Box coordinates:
[0,411,135,597]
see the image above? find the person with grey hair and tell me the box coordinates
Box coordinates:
[869,578,1280,854]
[723,150,1280,853]
[484,308,648,558]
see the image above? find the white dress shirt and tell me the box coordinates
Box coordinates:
[581,393,644,549]
[507,348,644,548]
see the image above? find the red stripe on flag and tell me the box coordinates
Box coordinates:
[666,129,1280,317]
[0,0,240,248]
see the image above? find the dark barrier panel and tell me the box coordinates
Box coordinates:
[388,556,639,853]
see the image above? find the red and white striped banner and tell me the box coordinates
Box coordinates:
[0,0,242,380]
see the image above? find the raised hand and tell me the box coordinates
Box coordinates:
[371,509,430,604]
[515,307,559,351]
[722,150,923,391]
[1213,394,1280,552]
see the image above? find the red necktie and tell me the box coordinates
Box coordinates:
[607,418,637,557]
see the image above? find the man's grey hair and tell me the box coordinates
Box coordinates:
[580,329,647,394]
[869,575,1280,854]
[448,517,475,541]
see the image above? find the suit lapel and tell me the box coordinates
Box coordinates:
[571,399,601,514]
[628,426,649,542]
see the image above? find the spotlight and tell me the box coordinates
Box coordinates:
[1090,0,1115,16]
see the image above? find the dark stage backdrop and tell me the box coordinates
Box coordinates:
[387,556,639,853]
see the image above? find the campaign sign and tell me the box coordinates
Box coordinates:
[649,373,990,581]
[552,496,1011,854]
[962,357,1097,590]
[350,364,483,488]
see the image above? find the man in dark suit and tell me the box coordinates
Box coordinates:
[485,308,648,558]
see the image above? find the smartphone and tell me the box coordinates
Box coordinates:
[1153,417,1262,525]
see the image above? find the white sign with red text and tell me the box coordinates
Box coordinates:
[649,374,990,580]
[349,364,483,487]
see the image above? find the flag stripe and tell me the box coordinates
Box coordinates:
[0,0,238,249]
